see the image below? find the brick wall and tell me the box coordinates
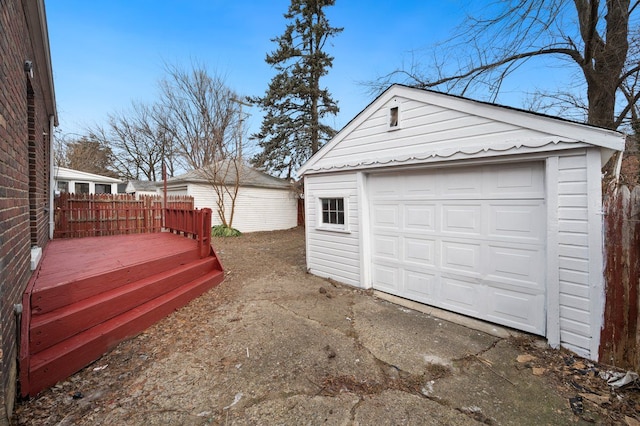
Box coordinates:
[0,0,53,422]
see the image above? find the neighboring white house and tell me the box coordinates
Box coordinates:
[298,84,626,361]
[54,166,121,194]
[123,180,160,198]
[165,161,297,233]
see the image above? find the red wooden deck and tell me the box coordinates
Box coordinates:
[20,232,224,397]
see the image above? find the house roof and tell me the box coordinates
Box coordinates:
[298,84,626,175]
[167,160,292,190]
[25,0,57,125]
[54,167,122,183]
[125,180,159,192]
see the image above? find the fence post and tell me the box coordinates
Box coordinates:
[199,208,212,258]
[601,185,640,370]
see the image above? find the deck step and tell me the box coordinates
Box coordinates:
[30,250,202,315]
[26,268,224,395]
[29,257,220,354]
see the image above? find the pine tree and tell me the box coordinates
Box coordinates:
[251,0,342,179]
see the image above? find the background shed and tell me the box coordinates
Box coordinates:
[166,162,297,233]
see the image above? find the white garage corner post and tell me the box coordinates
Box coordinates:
[587,148,605,361]
[545,156,561,349]
[303,176,313,275]
[357,171,373,289]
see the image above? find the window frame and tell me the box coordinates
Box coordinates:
[316,195,349,233]
[387,100,402,131]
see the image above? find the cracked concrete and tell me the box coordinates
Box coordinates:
[16,228,594,425]
[118,229,580,425]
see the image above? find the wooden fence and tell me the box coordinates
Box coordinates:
[54,193,194,239]
[165,207,212,258]
[601,185,640,370]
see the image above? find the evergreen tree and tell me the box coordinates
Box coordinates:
[251,0,342,179]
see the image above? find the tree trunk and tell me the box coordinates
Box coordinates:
[585,73,617,129]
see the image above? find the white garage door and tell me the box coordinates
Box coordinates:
[369,162,546,334]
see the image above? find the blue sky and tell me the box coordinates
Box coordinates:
[46,1,569,156]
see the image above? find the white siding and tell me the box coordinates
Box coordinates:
[305,172,361,287]
[556,150,594,358]
[313,97,563,170]
[186,183,297,233]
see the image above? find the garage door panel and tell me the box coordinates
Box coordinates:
[372,204,399,228]
[405,173,436,197]
[370,162,546,335]
[404,204,436,231]
[442,204,482,234]
[372,264,400,293]
[441,241,481,274]
[439,169,482,197]
[487,288,544,332]
[487,245,544,288]
[372,235,399,260]
[486,164,545,197]
[440,277,480,315]
[404,269,437,300]
[489,202,544,241]
[369,174,402,197]
[404,237,435,266]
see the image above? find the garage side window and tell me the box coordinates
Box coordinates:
[321,198,344,225]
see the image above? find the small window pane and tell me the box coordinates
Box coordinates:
[57,181,69,193]
[390,106,399,127]
[75,182,89,194]
[320,197,346,226]
[95,184,111,194]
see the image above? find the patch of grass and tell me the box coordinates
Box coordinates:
[211,225,242,237]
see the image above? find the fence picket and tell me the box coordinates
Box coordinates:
[601,185,640,370]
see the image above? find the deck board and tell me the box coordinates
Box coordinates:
[34,233,199,291]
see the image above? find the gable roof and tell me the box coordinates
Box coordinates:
[298,84,626,175]
[54,166,121,183]
[167,160,292,190]
[125,180,159,193]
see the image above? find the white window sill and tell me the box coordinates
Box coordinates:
[315,226,351,234]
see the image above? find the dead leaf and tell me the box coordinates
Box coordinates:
[573,360,586,370]
[532,367,546,376]
[625,415,640,426]
[517,354,536,363]
[580,392,610,406]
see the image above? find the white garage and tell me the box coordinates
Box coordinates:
[298,84,625,361]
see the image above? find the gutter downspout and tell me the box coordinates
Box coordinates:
[48,115,55,239]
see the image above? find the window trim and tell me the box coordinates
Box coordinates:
[316,194,350,233]
[387,100,402,131]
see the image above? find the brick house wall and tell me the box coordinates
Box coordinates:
[0,0,56,422]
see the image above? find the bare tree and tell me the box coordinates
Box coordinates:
[61,136,117,177]
[53,127,68,167]
[371,0,639,131]
[157,63,244,228]
[89,102,176,181]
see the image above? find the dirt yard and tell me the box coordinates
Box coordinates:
[14,227,640,425]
